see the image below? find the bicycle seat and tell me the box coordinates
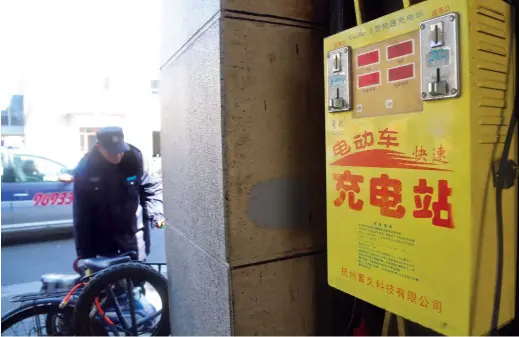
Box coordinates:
[84,256,131,271]
[41,273,81,292]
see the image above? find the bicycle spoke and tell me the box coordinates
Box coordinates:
[126,278,138,336]
[33,313,43,336]
[108,285,130,331]
[3,312,49,336]
[136,308,162,327]
[23,316,32,335]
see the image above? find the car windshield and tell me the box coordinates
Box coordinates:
[11,154,66,183]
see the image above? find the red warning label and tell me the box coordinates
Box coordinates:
[387,40,414,60]
[358,71,381,88]
[387,63,415,83]
[357,50,380,67]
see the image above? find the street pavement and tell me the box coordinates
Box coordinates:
[1,229,166,316]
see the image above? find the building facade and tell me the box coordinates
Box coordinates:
[1,0,162,170]
[1,94,25,147]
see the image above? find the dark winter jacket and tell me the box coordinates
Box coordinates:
[72,144,163,260]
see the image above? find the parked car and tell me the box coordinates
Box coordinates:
[1,147,75,241]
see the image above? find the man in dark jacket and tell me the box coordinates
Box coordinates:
[73,126,164,261]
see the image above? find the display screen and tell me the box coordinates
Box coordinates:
[426,48,450,68]
[357,50,379,67]
[358,72,381,88]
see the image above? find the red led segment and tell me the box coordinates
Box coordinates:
[357,50,380,67]
[387,63,414,83]
[358,71,381,88]
[387,40,414,60]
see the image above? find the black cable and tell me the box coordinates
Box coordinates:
[337,0,344,33]
[491,1,518,334]
[330,0,345,35]
[345,298,357,335]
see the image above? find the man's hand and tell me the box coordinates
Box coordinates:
[154,219,166,229]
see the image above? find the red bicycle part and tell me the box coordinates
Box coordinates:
[73,258,82,274]
[60,282,86,308]
[95,298,114,325]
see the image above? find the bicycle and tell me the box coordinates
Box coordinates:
[1,252,170,336]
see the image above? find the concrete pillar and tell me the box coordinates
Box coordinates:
[160,1,330,334]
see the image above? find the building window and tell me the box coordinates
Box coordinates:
[9,95,24,126]
[79,127,99,154]
[1,95,24,127]
[1,109,8,126]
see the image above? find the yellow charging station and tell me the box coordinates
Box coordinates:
[324,0,517,335]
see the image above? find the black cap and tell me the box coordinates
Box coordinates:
[96,126,130,154]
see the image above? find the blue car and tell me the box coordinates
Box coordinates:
[1,147,75,241]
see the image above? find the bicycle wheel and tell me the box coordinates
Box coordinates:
[1,300,73,336]
[73,262,170,336]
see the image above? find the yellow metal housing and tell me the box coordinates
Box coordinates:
[324,0,517,335]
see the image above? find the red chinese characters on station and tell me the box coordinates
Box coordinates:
[413,179,433,218]
[378,128,399,148]
[339,267,443,314]
[411,144,448,163]
[333,140,352,157]
[433,300,442,313]
[354,130,374,150]
[432,5,450,17]
[433,145,448,163]
[413,179,454,228]
[333,170,364,210]
[332,128,400,158]
[332,173,454,227]
[413,145,427,162]
[370,174,406,218]
[407,291,417,304]
[332,130,450,166]
[420,296,429,308]
[396,288,405,300]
